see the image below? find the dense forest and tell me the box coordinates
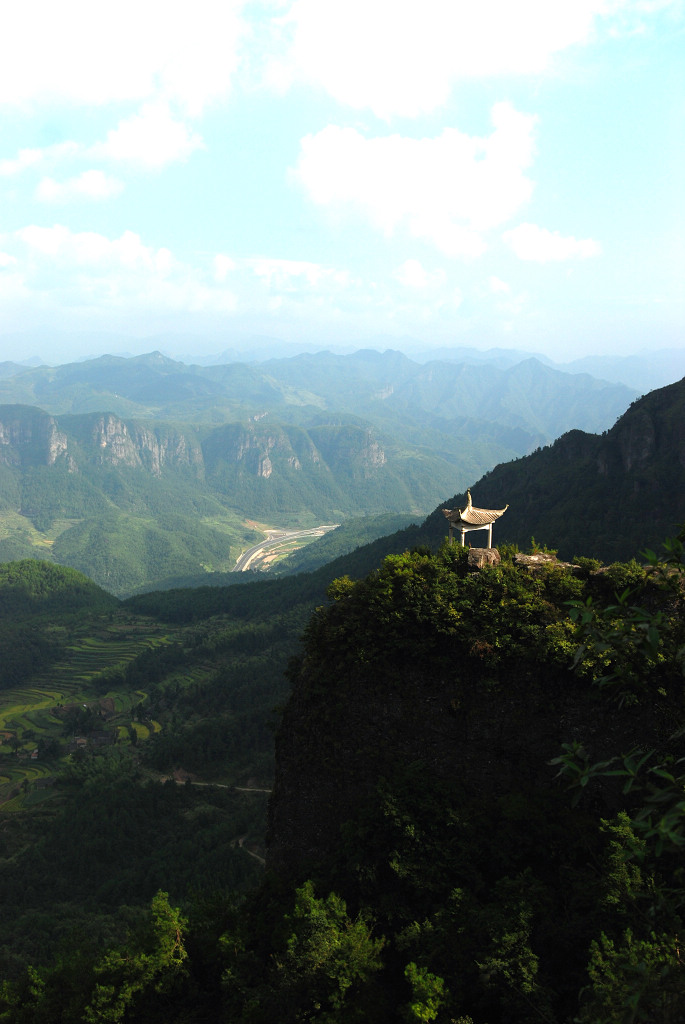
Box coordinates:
[1,371,684,1021]
[1,528,684,1021]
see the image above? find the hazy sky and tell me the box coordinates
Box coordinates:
[1,0,683,363]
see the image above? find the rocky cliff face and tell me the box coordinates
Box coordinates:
[0,407,204,478]
[0,407,69,468]
[266,552,678,886]
[202,420,387,481]
[0,409,389,482]
[0,402,458,525]
[88,414,204,477]
[267,647,660,883]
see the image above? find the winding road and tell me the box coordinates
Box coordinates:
[233,525,339,572]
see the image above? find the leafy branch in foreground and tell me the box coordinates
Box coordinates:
[552,531,685,1021]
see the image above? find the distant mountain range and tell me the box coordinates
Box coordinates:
[0,347,681,592]
[3,338,682,390]
[401,345,685,393]
[0,349,636,439]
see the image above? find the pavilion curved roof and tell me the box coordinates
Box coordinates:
[442,490,508,526]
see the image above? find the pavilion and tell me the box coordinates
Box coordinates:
[442,490,508,548]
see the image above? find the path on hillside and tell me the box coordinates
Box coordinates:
[234,525,338,571]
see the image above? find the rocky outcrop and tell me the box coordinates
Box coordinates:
[203,421,388,481]
[513,552,579,572]
[0,407,201,478]
[467,546,501,569]
[308,424,386,478]
[265,556,678,886]
[90,415,203,477]
[0,407,68,468]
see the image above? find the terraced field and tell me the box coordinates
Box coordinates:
[0,616,178,806]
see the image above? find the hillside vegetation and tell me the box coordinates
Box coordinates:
[0,558,320,980]
[2,533,684,1021]
[350,375,685,567]
[0,403,465,593]
[1,369,685,1021]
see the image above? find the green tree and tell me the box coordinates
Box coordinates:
[554,533,685,1021]
[402,961,446,1023]
[82,891,187,1023]
[274,881,385,1022]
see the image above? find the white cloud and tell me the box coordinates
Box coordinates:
[0,0,246,114]
[214,254,237,282]
[36,170,124,203]
[489,276,512,294]
[1,227,360,323]
[1,0,677,124]
[273,0,637,117]
[484,274,529,318]
[0,148,43,177]
[0,223,404,333]
[6,225,237,314]
[91,103,205,169]
[294,103,537,257]
[1,107,202,187]
[395,259,446,289]
[0,142,81,177]
[247,256,349,290]
[503,222,602,261]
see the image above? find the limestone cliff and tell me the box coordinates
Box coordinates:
[0,406,204,478]
[0,406,68,468]
[266,550,679,884]
[87,414,204,477]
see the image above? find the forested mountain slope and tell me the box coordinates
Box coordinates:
[323,375,685,567]
[4,537,685,1021]
[432,376,685,562]
[0,558,311,978]
[254,543,685,1023]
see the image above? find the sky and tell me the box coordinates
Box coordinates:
[0,0,684,364]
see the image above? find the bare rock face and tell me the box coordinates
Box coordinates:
[46,420,69,465]
[513,552,558,568]
[467,547,501,570]
[90,415,203,477]
[0,407,205,478]
[0,408,68,468]
[514,552,579,572]
[361,434,386,474]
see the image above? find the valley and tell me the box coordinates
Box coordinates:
[0,349,644,594]
[232,523,340,571]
